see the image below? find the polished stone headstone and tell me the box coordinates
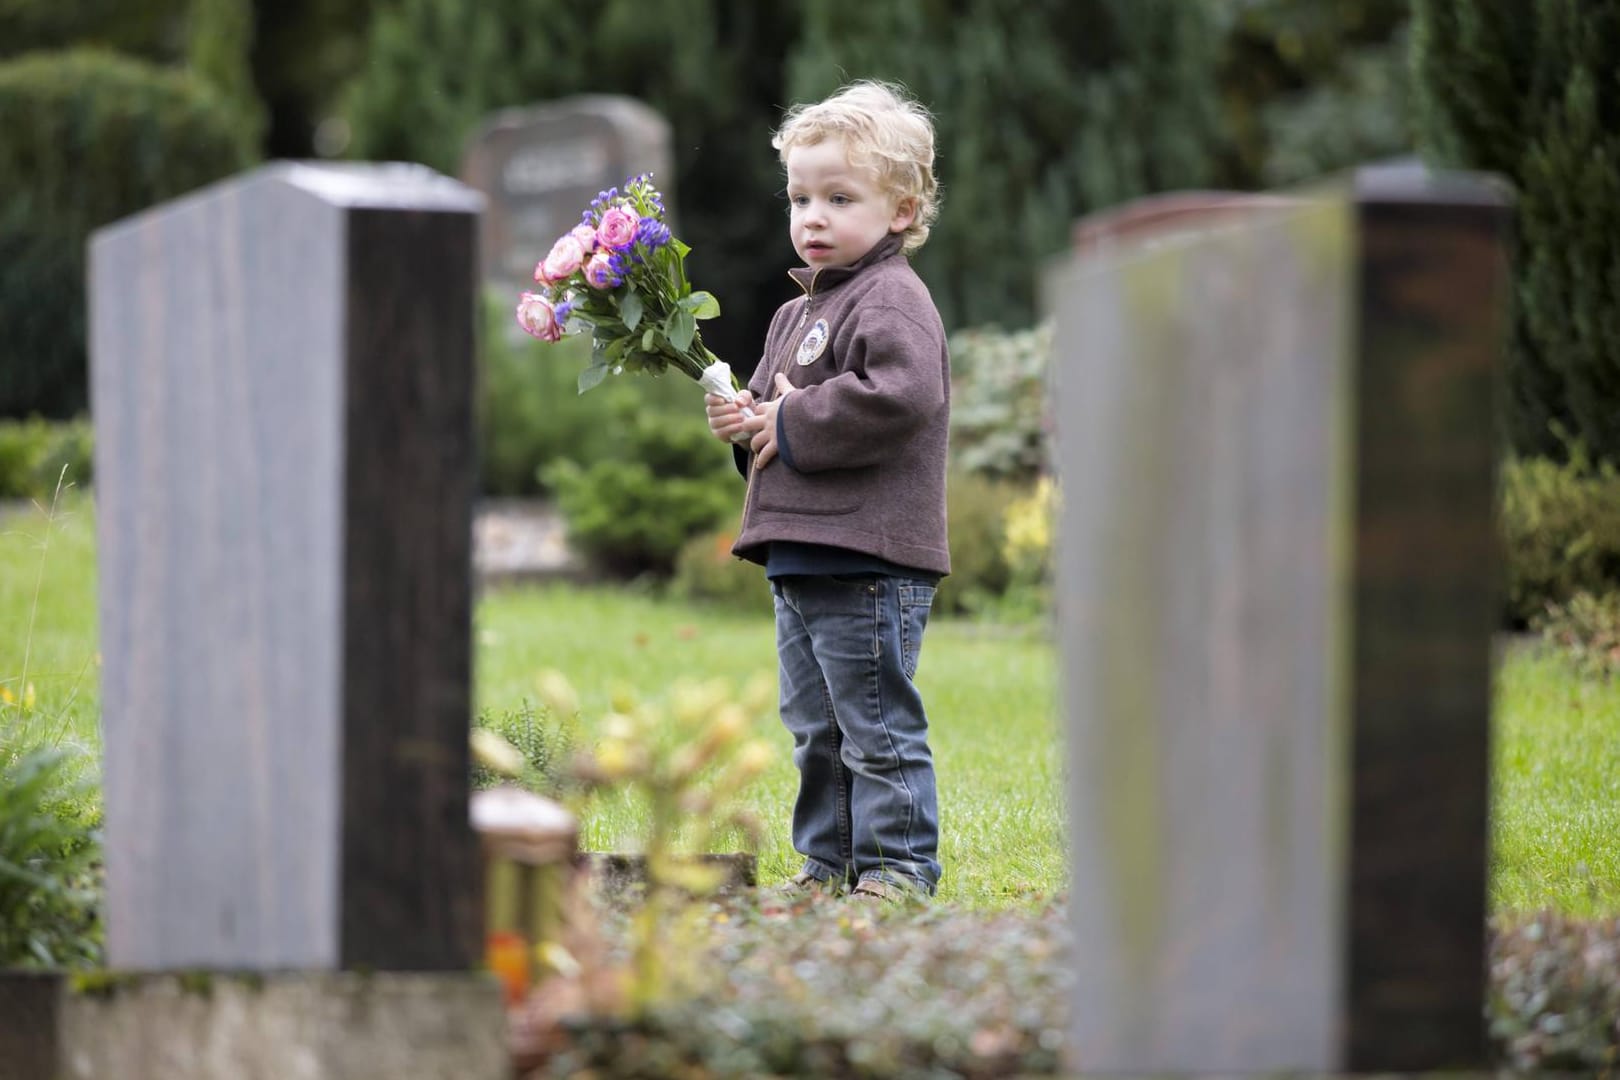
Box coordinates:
[1050,164,1506,1073]
[88,162,485,972]
[461,95,673,294]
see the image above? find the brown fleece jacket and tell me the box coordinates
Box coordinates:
[731,233,951,576]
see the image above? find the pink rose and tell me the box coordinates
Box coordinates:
[583,251,622,290]
[596,206,638,251]
[539,234,587,285]
[569,224,598,254]
[515,291,563,342]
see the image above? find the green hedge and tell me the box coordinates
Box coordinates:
[478,292,706,497]
[671,517,772,614]
[0,1,188,62]
[0,48,254,419]
[935,471,1019,617]
[542,404,736,579]
[1499,452,1620,626]
[0,416,93,500]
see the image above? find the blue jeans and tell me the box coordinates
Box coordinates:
[772,574,941,894]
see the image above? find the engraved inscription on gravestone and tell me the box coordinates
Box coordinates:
[462,95,673,294]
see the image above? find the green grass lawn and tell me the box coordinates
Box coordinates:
[1490,643,1620,916]
[476,582,1063,906]
[0,489,99,765]
[5,493,1618,915]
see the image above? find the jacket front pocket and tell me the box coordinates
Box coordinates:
[756,465,862,516]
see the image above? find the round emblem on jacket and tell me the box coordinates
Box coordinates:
[796,318,830,365]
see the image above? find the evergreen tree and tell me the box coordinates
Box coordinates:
[250,0,378,157]
[1078,0,1228,206]
[785,0,1225,332]
[1413,0,1620,463]
[1210,0,1412,187]
[188,0,265,153]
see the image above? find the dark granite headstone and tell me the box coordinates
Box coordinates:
[1050,163,1506,1073]
[0,972,62,1080]
[461,95,673,295]
[88,162,485,972]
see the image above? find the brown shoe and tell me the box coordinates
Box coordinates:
[848,877,917,904]
[779,870,847,898]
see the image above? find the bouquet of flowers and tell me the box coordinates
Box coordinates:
[515,175,748,417]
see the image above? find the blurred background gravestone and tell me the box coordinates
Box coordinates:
[69,161,504,1079]
[461,95,673,300]
[1051,162,1507,1073]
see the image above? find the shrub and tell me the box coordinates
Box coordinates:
[1533,591,1620,681]
[522,905,1620,1077]
[479,302,597,497]
[542,405,736,579]
[0,48,255,418]
[936,471,1018,617]
[994,475,1057,620]
[1499,452,1620,626]
[0,416,94,499]
[1490,913,1620,1072]
[472,699,577,797]
[0,1,189,62]
[527,902,1072,1077]
[670,518,771,614]
[0,744,103,968]
[478,293,700,497]
[948,322,1052,485]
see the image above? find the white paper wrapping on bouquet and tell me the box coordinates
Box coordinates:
[699,359,756,443]
[698,360,743,403]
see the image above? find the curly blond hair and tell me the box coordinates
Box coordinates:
[772,80,940,255]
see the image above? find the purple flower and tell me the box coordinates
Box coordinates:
[636,216,671,250]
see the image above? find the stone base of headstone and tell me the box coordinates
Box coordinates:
[579,852,756,905]
[1,970,504,1080]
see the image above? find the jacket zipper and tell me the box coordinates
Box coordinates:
[740,269,823,528]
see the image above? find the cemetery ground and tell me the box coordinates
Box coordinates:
[6,491,1620,1073]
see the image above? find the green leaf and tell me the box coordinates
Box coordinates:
[671,238,691,259]
[685,291,721,319]
[668,308,696,353]
[620,290,644,331]
[642,327,657,352]
[578,363,609,394]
